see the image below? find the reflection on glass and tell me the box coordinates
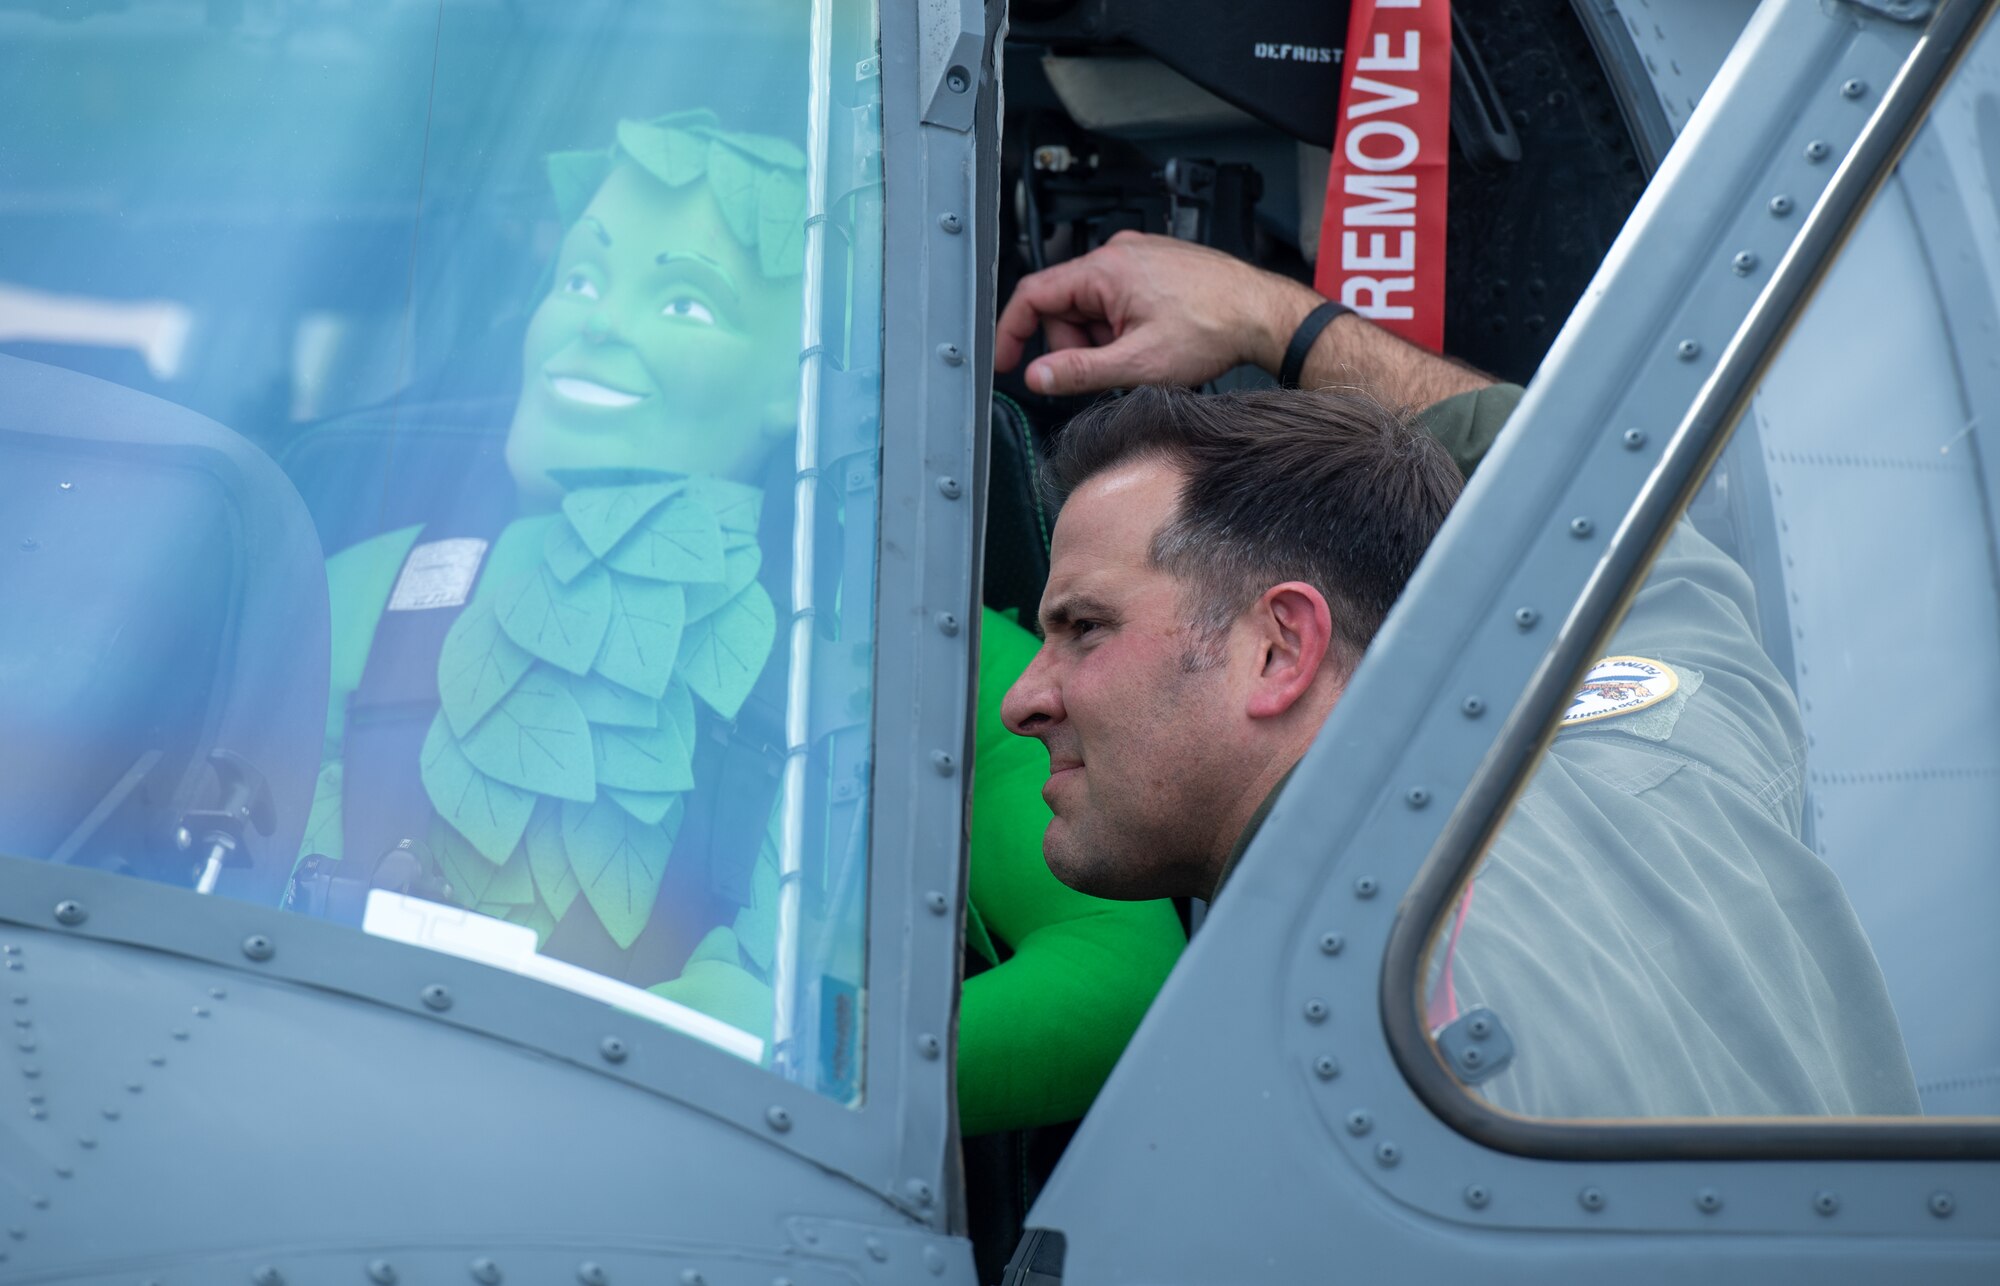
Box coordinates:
[0,0,880,1102]
[1423,20,2000,1121]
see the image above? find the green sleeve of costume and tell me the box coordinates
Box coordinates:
[1412,383,1523,479]
[956,608,1187,1136]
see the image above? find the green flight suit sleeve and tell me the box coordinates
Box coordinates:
[957,608,1188,1136]
[1410,383,1918,1117]
[1411,383,1520,479]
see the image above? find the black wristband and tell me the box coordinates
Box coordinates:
[1278,300,1353,390]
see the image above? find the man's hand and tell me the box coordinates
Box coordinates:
[996,232,1320,396]
[996,231,1495,408]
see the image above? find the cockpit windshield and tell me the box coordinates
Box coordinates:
[0,0,883,1101]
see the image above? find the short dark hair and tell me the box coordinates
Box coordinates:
[1043,384,1463,668]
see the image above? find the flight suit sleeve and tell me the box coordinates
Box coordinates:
[1411,383,1522,479]
[957,608,1187,1136]
[1438,501,1918,1116]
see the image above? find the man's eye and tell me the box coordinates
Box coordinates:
[562,272,601,301]
[662,296,717,325]
[1071,619,1099,638]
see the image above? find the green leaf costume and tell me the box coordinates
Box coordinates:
[457,670,596,801]
[310,535,1189,1132]
[420,714,537,865]
[496,562,614,677]
[550,111,807,279]
[438,600,536,737]
[595,577,688,698]
[604,495,727,584]
[418,479,772,950]
[562,792,684,948]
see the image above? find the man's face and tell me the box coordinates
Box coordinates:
[507,163,801,502]
[1001,458,1255,900]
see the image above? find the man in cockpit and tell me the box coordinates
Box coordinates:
[993,232,1920,1119]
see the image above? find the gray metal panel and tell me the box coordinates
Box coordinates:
[0,907,968,1282]
[1611,0,1762,135]
[1032,1,2000,1281]
[864,0,996,1231]
[0,0,996,1275]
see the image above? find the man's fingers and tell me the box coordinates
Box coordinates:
[1027,335,1152,397]
[1043,315,1095,354]
[994,259,1116,372]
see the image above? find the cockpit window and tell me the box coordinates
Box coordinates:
[0,0,882,1101]
[1415,13,2000,1123]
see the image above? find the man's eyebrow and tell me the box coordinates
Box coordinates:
[1039,592,1116,633]
[655,250,740,301]
[581,216,612,247]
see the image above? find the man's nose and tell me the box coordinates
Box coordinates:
[1001,647,1064,737]
[583,310,614,343]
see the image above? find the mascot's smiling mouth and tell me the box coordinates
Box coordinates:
[547,373,650,408]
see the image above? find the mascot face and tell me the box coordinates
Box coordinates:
[506,162,801,502]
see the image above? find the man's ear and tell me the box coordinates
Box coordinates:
[1245,582,1337,720]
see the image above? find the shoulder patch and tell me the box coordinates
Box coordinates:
[1562,656,1679,727]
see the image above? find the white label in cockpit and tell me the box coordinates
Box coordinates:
[386,537,488,611]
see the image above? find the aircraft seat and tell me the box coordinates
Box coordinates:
[0,354,329,904]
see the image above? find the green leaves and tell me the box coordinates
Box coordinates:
[497,562,613,676]
[459,670,595,802]
[434,819,534,909]
[705,138,761,249]
[421,714,535,864]
[687,477,762,536]
[686,537,762,624]
[606,788,679,825]
[562,482,680,559]
[680,581,777,719]
[524,799,580,920]
[417,481,781,953]
[756,166,807,278]
[595,577,687,698]
[591,680,696,794]
[577,111,805,285]
[562,793,683,948]
[565,670,657,728]
[543,518,597,584]
[615,118,710,188]
[438,600,534,737]
[605,495,726,584]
